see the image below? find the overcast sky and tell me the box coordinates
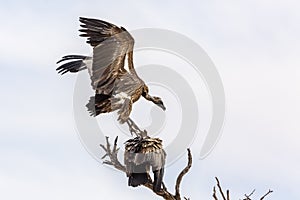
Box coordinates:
[0,0,299,199]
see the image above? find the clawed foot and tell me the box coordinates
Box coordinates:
[126,118,147,137]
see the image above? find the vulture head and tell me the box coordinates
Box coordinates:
[142,85,166,111]
[152,96,166,111]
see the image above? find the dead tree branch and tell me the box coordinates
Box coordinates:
[227,189,230,200]
[175,149,192,199]
[100,136,192,200]
[213,186,218,200]
[100,136,126,172]
[215,177,227,200]
[100,137,273,200]
[243,189,256,200]
[260,190,273,200]
[213,178,273,200]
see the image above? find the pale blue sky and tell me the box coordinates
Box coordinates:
[0,0,300,199]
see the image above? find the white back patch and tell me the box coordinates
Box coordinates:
[83,58,93,76]
[114,92,130,104]
[123,54,130,73]
[115,92,130,99]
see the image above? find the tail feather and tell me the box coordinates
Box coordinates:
[128,173,150,187]
[86,94,112,116]
[56,55,90,75]
[153,168,164,192]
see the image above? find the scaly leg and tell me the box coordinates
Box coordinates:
[126,118,147,137]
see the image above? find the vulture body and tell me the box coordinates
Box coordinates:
[124,137,166,192]
[56,17,165,123]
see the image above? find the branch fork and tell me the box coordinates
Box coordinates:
[213,177,273,200]
[100,136,192,200]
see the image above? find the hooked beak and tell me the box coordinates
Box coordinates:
[157,103,166,111]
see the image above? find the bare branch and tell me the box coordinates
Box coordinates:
[260,190,273,200]
[242,188,273,200]
[226,189,230,200]
[215,177,227,200]
[100,136,126,172]
[175,149,192,199]
[213,186,218,200]
[213,178,273,200]
[243,189,256,200]
[143,181,176,200]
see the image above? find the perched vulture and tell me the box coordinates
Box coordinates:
[56,17,166,123]
[124,136,166,192]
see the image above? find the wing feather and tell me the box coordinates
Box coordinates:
[79,17,135,93]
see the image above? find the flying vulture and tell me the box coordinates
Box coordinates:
[124,136,166,192]
[56,17,166,124]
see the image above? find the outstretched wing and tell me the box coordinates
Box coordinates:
[79,17,135,94]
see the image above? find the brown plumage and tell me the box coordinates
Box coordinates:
[124,136,166,192]
[56,17,166,124]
